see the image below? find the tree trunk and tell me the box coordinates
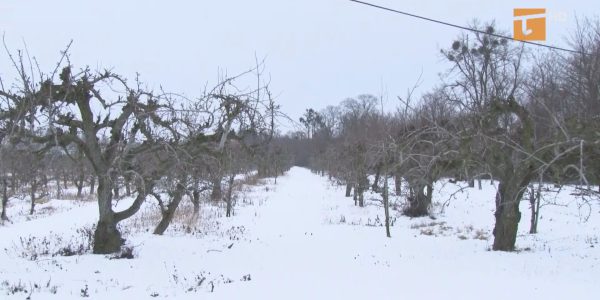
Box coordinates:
[225,175,235,217]
[125,179,131,197]
[535,185,541,232]
[154,183,186,235]
[1,178,9,221]
[55,176,62,198]
[93,176,122,254]
[353,184,358,205]
[404,183,432,217]
[42,174,48,190]
[10,175,18,194]
[529,183,542,234]
[191,189,200,216]
[76,184,83,198]
[468,179,475,188]
[492,181,526,251]
[358,174,368,207]
[29,180,37,215]
[257,164,267,178]
[113,185,120,199]
[394,174,402,195]
[211,177,222,202]
[372,165,381,192]
[528,185,537,234]
[75,172,84,198]
[383,174,391,238]
[89,176,96,195]
[77,182,83,198]
[358,187,365,207]
[478,178,482,190]
[345,183,352,197]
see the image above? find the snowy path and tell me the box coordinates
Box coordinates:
[1,167,599,299]
[208,167,398,299]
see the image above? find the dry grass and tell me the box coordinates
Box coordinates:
[412,221,449,237]
[411,221,446,229]
[9,173,268,239]
[420,228,436,236]
[57,192,96,202]
[239,174,266,187]
[473,229,489,241]
[454,225,489,241]
[38,206,57,214]
[35,196,51,205]
[412,221,490,240]
[123,199,200,235]
[126,199,239,237]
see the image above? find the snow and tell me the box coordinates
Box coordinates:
[0,167,599,299]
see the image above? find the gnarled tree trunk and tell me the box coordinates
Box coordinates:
[486,98,536,251]
[154,183,186,235]
[492,182,524,251]
[93,175,122,254]
[93,175,153,253]
[404,183,432,217]
[492,166,534,251]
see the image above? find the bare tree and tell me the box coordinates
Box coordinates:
[0,45,205,252]
[440,24,538,251]
[149,64,278,234]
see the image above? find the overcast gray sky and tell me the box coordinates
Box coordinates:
[1,0,597,132]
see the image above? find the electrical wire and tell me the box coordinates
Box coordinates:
[348,0,585,55]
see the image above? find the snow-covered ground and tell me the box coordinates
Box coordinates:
[0,167,599,299]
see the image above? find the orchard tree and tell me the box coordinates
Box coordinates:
[0,44,277,253]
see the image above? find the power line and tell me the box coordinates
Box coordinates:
[348,0,585,55]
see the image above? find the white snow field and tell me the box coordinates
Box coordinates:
[1,167,599,299]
